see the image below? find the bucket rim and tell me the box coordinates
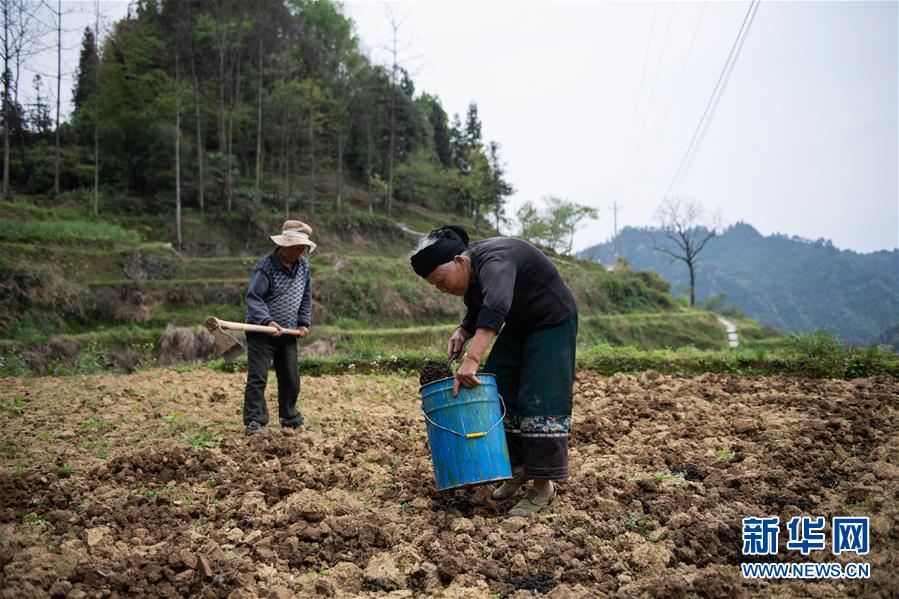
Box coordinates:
[418,372,496,393]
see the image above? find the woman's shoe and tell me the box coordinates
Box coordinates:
[492,471,528,500]
[508,483,556,516]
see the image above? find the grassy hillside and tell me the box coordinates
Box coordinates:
[580,223,899,346]
[0,193,794,377]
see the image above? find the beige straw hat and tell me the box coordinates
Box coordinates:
[270,220,317,253]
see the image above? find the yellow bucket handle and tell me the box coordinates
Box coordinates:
[421,395,506,440]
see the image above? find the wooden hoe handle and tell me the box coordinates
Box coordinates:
[205,317,305,337]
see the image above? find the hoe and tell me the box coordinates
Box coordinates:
[204,316,306,361]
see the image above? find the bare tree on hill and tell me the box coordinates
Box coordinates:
[653,196,721,307]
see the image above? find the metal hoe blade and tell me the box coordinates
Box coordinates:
[205,316,246,361]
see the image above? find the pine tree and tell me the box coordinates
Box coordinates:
[73,27,96,111]
[449,112,467,174]
[418,93,451,168]
[464,101,481,150]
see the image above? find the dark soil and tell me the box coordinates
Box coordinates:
[1,369,896,598]
[419,359,453,386]
[431,491,478,518]
[504,572,558,594]
[671,463,708,482]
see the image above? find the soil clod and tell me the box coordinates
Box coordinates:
[504,572,558,593]
[671,463,708,481]
[431,491,477,517]
[816,473,839,488]
[419,359,453,386]
[764,493,814,510]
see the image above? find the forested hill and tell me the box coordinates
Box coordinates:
[579,223,899,346]
[13,0,512,226]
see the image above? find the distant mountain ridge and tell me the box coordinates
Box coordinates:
[578,222,899,346]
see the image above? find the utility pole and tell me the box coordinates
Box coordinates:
[609,201,622,259]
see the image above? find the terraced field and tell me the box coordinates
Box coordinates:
[1,369,896,597]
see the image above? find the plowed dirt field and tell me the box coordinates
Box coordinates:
[1,370,896,598]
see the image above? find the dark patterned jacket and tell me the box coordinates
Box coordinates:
[244,251,312,329]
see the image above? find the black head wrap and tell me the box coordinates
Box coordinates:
[410,225,470,278]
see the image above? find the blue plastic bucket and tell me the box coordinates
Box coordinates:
[419,373,512,491]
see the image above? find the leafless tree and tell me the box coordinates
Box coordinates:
[53,0,61,195]
[653,196,722,306]
[385,5,399,218]
[332,62,355,213]
[382,4,416,218]
[1,0,45,198]
[186,16,204,212]
[174,22,183,250]
[2,0,11,198]
[254,35,262,194]
[92,0,100,214]
[226,44,241,212]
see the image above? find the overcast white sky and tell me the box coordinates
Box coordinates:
[30,1,899,253]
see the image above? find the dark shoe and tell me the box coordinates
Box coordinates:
[245,421,266,436]
[492,470,528,500]
[282,421,313,432]
[508,484,556,516]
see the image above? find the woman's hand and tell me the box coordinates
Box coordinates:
[447,328,471,360]
[453,355,482,396]
[269,321,283,337]
[297,326,309,338]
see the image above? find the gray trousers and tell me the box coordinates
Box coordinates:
[243,332,304,427]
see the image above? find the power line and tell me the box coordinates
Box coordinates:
[663,0,761,200]
[647,1,707,166]
[681,0,761,185]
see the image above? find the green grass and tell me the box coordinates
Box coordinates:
[624,512,652,532]
[81,417,110,430]
[3,323,892,380]
[715,448,735,461]
[0,218,140,243]
[1,396,26,414]
[653,471,688,486]
[184,428,220,449]
[84,438,111,459]
[4,196,891,383]
[0,242,175,282]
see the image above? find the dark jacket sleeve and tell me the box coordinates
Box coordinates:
[245,268,273,325]
[473,257,516,333]
[297,263,313,328]
[460,295,478,335]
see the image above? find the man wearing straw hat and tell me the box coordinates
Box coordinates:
[243,220,317,436]
[410,225,578,516]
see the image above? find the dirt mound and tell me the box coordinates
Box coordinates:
[0,370,896,597]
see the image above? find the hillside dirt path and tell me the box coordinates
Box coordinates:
[1,370,896,598]
[718,317,740,348]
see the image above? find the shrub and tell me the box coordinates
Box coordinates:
[21,337,80,375]
[108,346,143,373]
[157,326,217,365]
